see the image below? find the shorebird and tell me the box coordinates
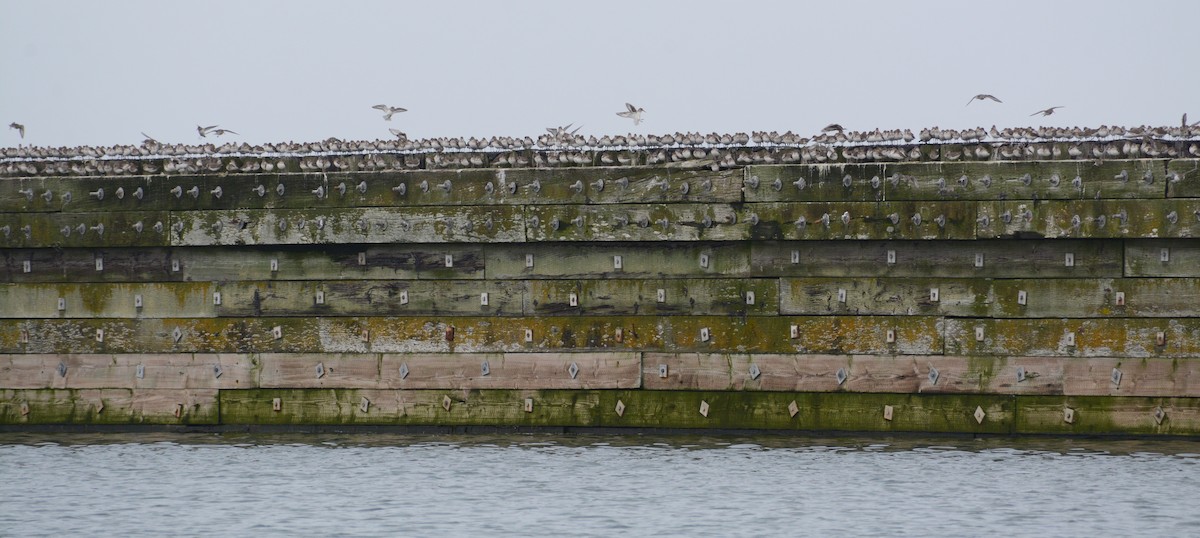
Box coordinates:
[966,94,1002,106]
[9,122,25,138]
[388,128,407,140]
[140,132,158,143]
[616,103,644,125]
[197,125,219,137]
[210,128,238,137]
[372,104,407,121]
[1030,106,1064,117]
[821,123,845,133]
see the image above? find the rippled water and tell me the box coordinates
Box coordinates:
[2,433,1198,537]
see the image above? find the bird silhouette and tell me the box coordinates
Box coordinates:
[821,123,845,133]
[1030,106,1064,117]
[372,104,407,121]
[616,103,644,125]
[211,128,238,137]
[966,94,1002,106]
[388,128,407,140]
[9,122,25,138]
[197,125,219,137]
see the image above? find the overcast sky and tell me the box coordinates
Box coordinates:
[2,0,1197,148]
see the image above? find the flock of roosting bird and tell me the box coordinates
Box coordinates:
[3,97,1199,176]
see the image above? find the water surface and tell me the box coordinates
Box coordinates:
[2,433,1197,537]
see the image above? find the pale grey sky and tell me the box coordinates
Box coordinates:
[2,0,1197,148]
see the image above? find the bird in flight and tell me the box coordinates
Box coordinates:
[140,132,159,144]
[9,122,25,138]
[372,104,407,121]
[966,94,1002,106]
[821,123,845,133]
[211,128,238,137]
[388,128,407,140]
[546,124,582,137]
[197,125,218,137]
[616,103,645,125]
[1030,106,1064,117]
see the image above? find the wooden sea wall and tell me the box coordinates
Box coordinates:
[2,155,1200,435]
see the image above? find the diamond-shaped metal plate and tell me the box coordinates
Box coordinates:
[136,364,145,379]
[788,400,799,418]
[213,364,223,379]
[749,364,761,380]
[1016,366,1027,383]
[1153,406,1166,425]
[442,395,452,411]
[1111,368,1122,387]
[315,362,325,379]
[172,327,183,342]
[835,367,848,385]
[568,362,579,379]
[481,361,491,376]
[658,364,668,378]
[699,400,710,417]
[615,400,625,417]
[883,405,894,421]
[56,362,67,377]
[928,366,940,385]
[974,406,985,424]
[399,363,410,379]
[1064,407,1075,424]
[359,397,370,413]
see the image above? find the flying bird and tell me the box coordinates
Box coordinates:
[966,94,1002,106]
[372,104,407,121]
[1030,106,1064,117]
[821,123,845,133]
[616,103,644,125]
[197,125,219,137]
[9,122,25,138]
[388,128,407,140]
[210,128,238,137]
[546,124,582,137]
[140,132,158,144]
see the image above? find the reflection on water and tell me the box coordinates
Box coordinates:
[2,432,1198,537]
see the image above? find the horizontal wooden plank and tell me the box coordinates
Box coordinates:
[527,278,777,316]
[1124,239,1200,277]
[642,353,1057,395]
[0,167,742,213]
[641,353,1200,397]
[524,203,746,242]
[780,277,1200,318]
[0,211,170,248]
[977,199,1200,239]
[0,315,944,355]
[738,202,977,240]
[1166,159,1200,198]
[0,388,218,424]
[215,280,527,317]
[0,282,218,318]
[944,318,1200,358]
[169,206,526,246]
[217,388,1016,434]
[378,352,640,390]
[751,239,1124,278]
[1016,396,1200,436]
[0,353,255,389]
[0,245,487,283]
[745,160,1168,202]
[485,242,751,279]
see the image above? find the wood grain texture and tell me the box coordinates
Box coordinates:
[781,277,1200,318]
[976,199,1200,239]
[944,318,1200,358]
[0,388,218,424]
[746,160,1166,202]
[750,239,1123,278]
[0,353,254,389]
[1124,239,1200,277]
